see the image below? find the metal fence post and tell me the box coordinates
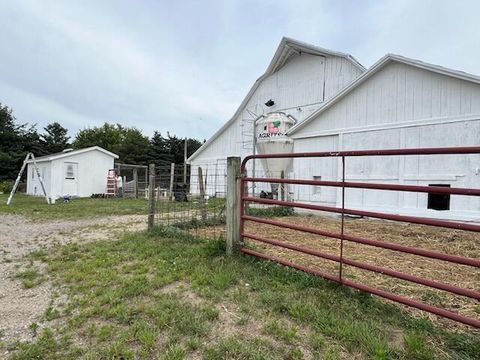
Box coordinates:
[226,156,241,256]
[198,166,207,221]
[133,168,139,199]
[148,163,156,231]
[169,163,175,201]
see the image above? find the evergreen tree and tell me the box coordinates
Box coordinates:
[41,122,70,154]
[0,103,43,180]
[148,132,202,168]
[149,131,173,167]
[117,127,150,164]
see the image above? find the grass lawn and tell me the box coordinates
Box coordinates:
[0,193,226,220]
[0,193,148,219]
[3,227,478,359]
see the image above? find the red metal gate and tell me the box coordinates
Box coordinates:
[239,146,480,328]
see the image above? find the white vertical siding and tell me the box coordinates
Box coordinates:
[292,135,339,205]
[194,52,363,163]
[293,62,480,137]
[26,162,52,197]
[324,56,364,100]
[294,119,480,219]
[292,60,480,219]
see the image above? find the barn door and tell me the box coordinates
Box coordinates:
[62,162,78,196]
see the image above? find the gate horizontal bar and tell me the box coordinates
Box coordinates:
[243,232,340,262]
[243,232,480,300]
[241,247,480,328]
[241,247,341,283]
[242,215,480,267]
[242,196,480,233]
[243,177,480,196]
[241,146,480,169]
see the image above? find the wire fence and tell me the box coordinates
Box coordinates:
[115,163,148,198]
[153,161,227,239]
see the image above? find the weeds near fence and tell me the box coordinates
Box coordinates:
[246,205,294,218]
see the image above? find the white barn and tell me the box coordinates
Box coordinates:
[26,146,118,199]
[189,37,480,220]
[289,54,480,220]
[188,37,365,195]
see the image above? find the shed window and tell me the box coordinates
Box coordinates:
[31,168,35,179]
[427,184,450,211]
[65,164,75,179]
[313,176,322,194]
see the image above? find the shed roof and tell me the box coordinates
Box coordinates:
[187,37,364,162]
[288,54,480,135]
[27,146,119,163]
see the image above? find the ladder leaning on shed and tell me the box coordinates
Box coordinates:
[104,170,118,197]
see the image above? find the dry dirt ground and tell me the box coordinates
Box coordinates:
[0,213,147,343]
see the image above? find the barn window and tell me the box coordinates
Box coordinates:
[65,164,75,179]
[313,176,322,194]
[31,168,35,179]
[427,184,450,211]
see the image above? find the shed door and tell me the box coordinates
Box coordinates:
[62,162,78,196]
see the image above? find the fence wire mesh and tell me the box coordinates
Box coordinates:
[153,161,226,239]
[115,164,148,199]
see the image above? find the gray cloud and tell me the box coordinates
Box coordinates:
[1,0,479,139]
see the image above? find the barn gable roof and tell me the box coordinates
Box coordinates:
[187,37,365,162]
[27,146,119,163]
[288,54,480,136]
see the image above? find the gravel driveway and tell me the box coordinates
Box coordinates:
[0,214,147,343]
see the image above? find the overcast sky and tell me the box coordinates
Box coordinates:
[1,0,479,140]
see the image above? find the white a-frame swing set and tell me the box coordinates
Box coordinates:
[6,152,51,205]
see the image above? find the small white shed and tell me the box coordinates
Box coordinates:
[26,146,119,199]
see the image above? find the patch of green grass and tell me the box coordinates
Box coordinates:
[161,345,186,360]
[174,216,226,230]
[322,345,341,360]
[204,337,279,360]
[14,267,45,288]
[28,323,39,338]
[264,319,298,343]
[246,205,295,217]
[44,301,61,321]
[309,332,326,352]
[4,229,479,359]
[10,328,70,360]
[403,333,436,360]
[0,193,148,219]
[28,250,49,262]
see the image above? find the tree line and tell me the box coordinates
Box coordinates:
[0,103,203,181]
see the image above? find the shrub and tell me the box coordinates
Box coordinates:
[246,205,294,217]
[0,180,14,194]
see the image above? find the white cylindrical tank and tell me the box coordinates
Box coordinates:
[255,112,296,196]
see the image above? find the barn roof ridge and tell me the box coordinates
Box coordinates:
[288,54,480,135]
[187,36,364,162]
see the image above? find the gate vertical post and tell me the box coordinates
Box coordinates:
[226,156,241,256]
[280,170,285,201]
[339,155,346,281]
[148,163,156,231]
